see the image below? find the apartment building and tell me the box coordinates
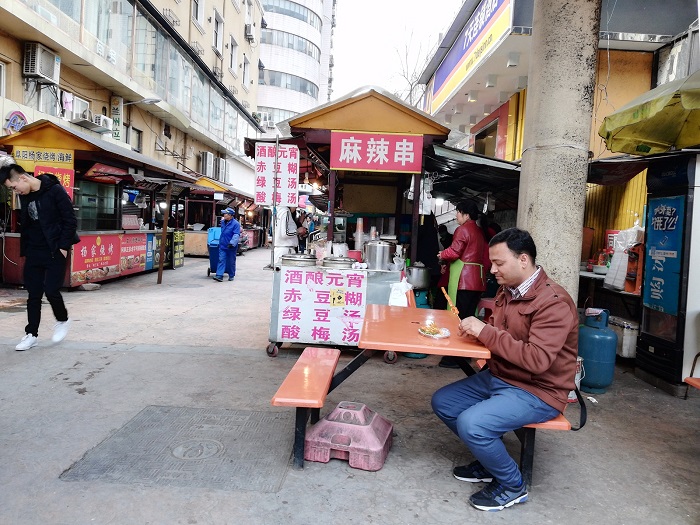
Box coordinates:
[0,0,265,194]
[256,0,336,132]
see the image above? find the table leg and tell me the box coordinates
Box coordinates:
[328,349,375,392]
[292,407,310,470]
[456,357,478,376]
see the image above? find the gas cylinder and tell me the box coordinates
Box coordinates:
[578,309,618,394]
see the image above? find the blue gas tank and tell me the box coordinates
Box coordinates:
[578,309,618,394]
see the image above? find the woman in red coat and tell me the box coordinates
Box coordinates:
[437,200,488,367]
[438,199,488,317]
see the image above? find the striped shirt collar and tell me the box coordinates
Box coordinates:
[507,266,541,299]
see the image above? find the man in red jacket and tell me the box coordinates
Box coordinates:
[432,227,578,512]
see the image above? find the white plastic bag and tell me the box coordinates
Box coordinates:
[388,278,413,307]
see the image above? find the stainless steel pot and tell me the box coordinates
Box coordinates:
[363,240,396,270]
[321,256,355,269]
[279,253,318,267]
[406,265,431,290]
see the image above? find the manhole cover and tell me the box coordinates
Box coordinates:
[171,438,223,460]
[60,406,293,492]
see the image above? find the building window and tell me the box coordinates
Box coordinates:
[0,62,5,98]
[242,55,250,87]
[192,0,204,26]
[262,0,322,31]
[260,70,318,98]
[229,35,239,72]
[39,85,60,117]
[128,127,143,152]
[260,29,321,62]
[213,11,224,54]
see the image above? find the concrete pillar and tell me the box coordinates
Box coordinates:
[518,0,601,298]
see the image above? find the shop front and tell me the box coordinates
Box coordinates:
[0,120,188,286]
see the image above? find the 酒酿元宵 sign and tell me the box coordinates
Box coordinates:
[254,143,299,207]
[277,267,368,346]
[330,131,423,173]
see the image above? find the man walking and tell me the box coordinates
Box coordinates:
[1,162,78,351]
[432,228,578,511]
[213,207,240,282]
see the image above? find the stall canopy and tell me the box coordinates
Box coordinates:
[0,119,197,184]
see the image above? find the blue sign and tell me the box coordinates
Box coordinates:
[643,195,685,315]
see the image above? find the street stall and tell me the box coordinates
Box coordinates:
[244,87,452,358]
[0,120,189,287]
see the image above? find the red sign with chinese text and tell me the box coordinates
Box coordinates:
[119,233,147,275]
[35,165,74,200]
[330,131,423,173]
[70,234,121,286]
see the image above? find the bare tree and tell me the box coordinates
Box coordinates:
[393,30,432,106]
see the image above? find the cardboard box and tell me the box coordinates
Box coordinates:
[609,315,639,358]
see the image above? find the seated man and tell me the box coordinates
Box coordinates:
[432,227,578,511]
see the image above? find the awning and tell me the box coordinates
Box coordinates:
[424,144,521,210]
[0,119,197,183]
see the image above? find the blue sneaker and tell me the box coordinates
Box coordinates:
[453,460,493,482]
[213,276,223,282]
[469,479,528,511]
[228,276,234,281]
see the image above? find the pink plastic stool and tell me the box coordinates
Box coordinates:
[304,401,393,471]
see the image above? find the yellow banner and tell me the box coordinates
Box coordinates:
[431,3,512,114]
[12,147,75,172]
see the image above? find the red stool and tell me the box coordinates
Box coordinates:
[477,297,495,320]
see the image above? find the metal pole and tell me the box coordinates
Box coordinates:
[157,181,172,284]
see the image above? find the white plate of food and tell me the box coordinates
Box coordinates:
[418,323,450,339]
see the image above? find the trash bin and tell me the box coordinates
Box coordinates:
[207,227,221,276]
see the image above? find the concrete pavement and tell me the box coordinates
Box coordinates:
[0,247,698,524]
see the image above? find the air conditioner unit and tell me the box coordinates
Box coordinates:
[24,42,61,84]
[265,121,276,129]
[200,151,215,177]
[244,24,254,41]
[93,114,113,131]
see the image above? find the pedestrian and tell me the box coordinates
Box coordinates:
[436,199,487,367]
[213,207,240,282]
[0,162,78,351]
[438,223,453,250]
[297,210,309,252]
[273,206,306,264]
[431,228,578,511]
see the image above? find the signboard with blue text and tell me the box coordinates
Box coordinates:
[643,195,685,315]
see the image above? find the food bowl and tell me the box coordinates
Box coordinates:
[593,265,609,275]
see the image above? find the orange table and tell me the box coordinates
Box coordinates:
[359,304,491,360]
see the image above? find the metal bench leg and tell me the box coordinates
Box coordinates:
[515,427,536,489]
[310,407,321,424]
[293,407,310,470]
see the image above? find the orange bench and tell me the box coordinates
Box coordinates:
[474,360,587,487]
[684,352,700,398]
[272,347,341,469]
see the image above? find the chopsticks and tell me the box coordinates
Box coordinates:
[441,287,460,319]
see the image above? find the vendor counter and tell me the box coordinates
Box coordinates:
[1,230,184,287]
[579,270,641,320]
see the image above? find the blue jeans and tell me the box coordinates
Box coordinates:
[216,245,236,279]
[432,369,559,488]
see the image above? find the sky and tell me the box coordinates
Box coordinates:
[330,0,465,102]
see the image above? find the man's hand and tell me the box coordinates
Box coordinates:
[60,249,67,258]
[459,316,486,339]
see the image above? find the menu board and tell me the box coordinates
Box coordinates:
[253,143,299,207]
[71,234,121,286]
[172,230,185,268]
[276,267,368,346]
[119,233,147,275]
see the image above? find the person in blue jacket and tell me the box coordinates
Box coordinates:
[213,207,241,282]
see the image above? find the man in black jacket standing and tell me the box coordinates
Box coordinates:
[1,162,78,351]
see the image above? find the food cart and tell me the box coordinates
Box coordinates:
[0,120,189,287]
[267,255,403,360]
[245,87,452,360]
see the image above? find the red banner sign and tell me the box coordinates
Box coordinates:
[119,233,147,275]
[35,165,75,200]
[330,131,423,173]
[71,234,121,285]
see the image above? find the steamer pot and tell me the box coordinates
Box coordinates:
[363,240,396,270]
[406,266,431,290]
